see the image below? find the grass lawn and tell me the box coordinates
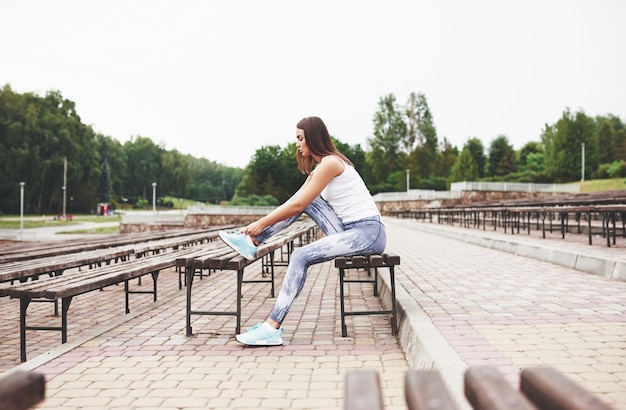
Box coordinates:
[577,178,626,192]
[0,215,121,230]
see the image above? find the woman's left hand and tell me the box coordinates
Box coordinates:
[242,220,265,237]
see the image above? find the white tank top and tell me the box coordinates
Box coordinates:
[319,156,381,223]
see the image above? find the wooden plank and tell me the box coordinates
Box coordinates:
[0,226,230,264]
[464,366,535,410]
[0,370,45,410]
[383,254,401,266]
[405,369,459,410]
[0,247,199,300]
[344,369,384,410]
[520,367,614,410]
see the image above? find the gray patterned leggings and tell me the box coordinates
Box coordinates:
[255,195,387,325]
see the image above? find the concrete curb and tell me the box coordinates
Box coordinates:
[378,269,470,409]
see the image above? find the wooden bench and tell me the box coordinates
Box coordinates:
[334,253,400,337]
[395,199,626,248]
[345,366,615,409]
[0,226,232,264]
[176,219,318,335]
[0,247,136,285]
[0,369,45,410]
[0,229,225,287]
[0,247,201,362]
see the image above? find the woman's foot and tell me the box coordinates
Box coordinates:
[236,322,284,346]
[218,230,258,260]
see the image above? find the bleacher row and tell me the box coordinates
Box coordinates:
[387,190,626,247]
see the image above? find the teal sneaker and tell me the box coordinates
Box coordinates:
[236,323,284,346]
[218,230,258,260]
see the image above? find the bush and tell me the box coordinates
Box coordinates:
[607,160,626,178]
[228,195,279,206]
[592,161,626,179]
[591,164,611,179]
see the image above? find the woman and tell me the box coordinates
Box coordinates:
[219,116,386,346]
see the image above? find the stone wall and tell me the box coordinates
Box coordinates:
[183,214,261,229]
[119,214,262,233]
[376,191,561,215]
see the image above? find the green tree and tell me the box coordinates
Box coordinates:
[487,135,517,177]
[463,138,487,178]
[517,142,543,170]
[186,157,242,204]
[525,152,545,173]
[542,109,597,182]
[367,94,406,187]
[595,120,616,164]
[496,148,518,176]
[121,136,164,205]
[160,149,191,199]
[96,133,127,204]
[98,159,112,204]
[406,92,438,181]
[449,148,479,183]
[435,137,459,179]
[236,145,298,203]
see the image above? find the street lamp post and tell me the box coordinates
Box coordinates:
[19,182,25,240]
[581,142,585,182]
[405,169,410,192]
[62,185,66,219]
[152,182,157,212]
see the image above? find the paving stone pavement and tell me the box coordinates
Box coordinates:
[0,216,624,409]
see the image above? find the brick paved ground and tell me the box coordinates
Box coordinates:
[1,249,409,409]
[0,216,625,409]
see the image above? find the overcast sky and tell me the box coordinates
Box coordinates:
[2,0,625,168]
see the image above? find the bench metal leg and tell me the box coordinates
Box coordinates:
[61,296,72,344]
[242,251,276,298]
[339,267,348,337]
[186,266,244,336]
[389,265,398,336]
[236,269,243,334]
[125,271,160,314]
[19,298,30,363]
[339,264,398,337]
[20,295,73,363]
[186,266,194,336]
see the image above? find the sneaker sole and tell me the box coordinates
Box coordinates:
[218,232,256,260]
[235,335,283,346]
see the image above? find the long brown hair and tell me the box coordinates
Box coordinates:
[295,116,353,174]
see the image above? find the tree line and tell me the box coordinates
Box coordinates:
[1,85,625,215]
[0,85,242,215]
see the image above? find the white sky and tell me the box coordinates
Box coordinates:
[2,0,625,168]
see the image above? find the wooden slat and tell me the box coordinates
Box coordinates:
[520,367,614,410]
[0,370,45,410]
[405,370,459,410]
[344,369,384,410]
[464,366,535,410]
[0,247,200,300]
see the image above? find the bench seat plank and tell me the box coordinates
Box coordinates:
[464,366,535,410]
[0,247,135,283]
[520,367,614,410]
[405,370,459,410]
[0,370,45,410]
[345,369,384,410]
